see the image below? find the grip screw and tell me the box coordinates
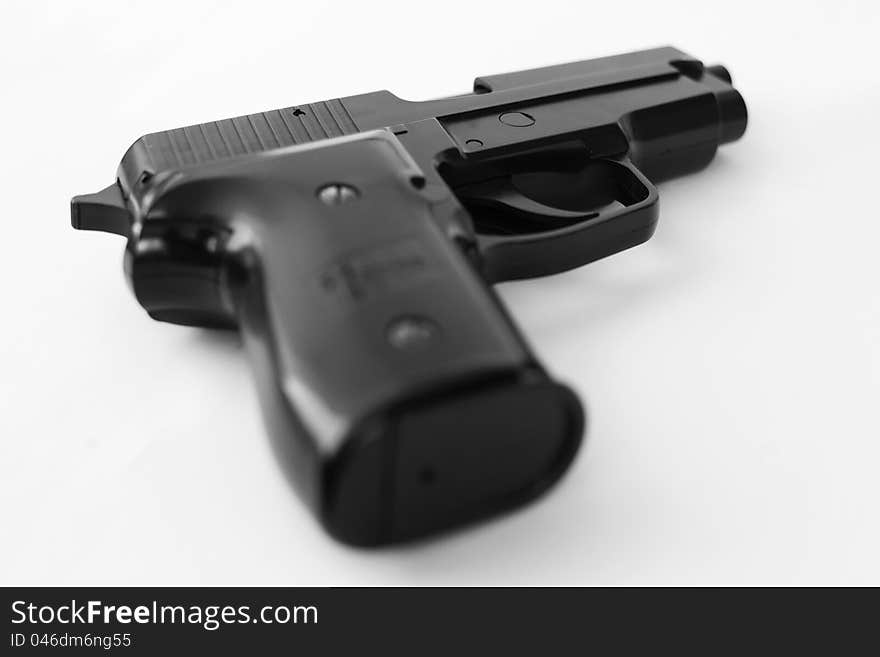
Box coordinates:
[387,316,438,350]
[317,183,359,205]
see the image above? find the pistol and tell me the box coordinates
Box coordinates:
[72,46,747,545]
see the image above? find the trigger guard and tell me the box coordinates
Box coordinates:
[462,158,660,282]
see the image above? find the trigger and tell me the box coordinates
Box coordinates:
[458,177,598,226]
[456,176,600,237]
[455,166,615,237]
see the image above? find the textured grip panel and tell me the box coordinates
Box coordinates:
[132,99,360,175]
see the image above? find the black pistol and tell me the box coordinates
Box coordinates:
[72,46,747,545]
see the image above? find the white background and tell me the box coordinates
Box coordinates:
[1,0,878,586]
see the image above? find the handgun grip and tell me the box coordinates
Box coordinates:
[216,133,583,545]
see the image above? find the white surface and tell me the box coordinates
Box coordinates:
[1,0,878,586]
